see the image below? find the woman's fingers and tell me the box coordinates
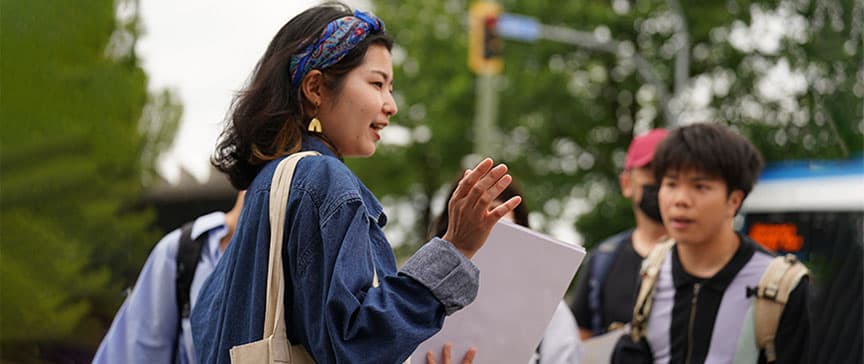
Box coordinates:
[475,173,512,210]
[489,196,522,221]
[427,343,468,364]
[452,159,493,200]
[465,164,508,207]
[426,350,437,364]
[442,343,453,364]
[462,347,477,364]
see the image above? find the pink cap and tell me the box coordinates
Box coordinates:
[625,128,668,169]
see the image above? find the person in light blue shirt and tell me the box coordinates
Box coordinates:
[92,192,245,364]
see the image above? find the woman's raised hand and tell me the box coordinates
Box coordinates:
[442,158,522,259]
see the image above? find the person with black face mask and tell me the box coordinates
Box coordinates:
[568,129,669,346]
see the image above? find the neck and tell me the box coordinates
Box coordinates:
[631,213,667,257]
[676,228,740,279]
[219,228,233,252]
[220,211,239,252]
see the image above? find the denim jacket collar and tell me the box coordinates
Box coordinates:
[300,134,387,227]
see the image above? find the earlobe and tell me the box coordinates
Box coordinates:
[728,190,744,216]
[619,171,633,198]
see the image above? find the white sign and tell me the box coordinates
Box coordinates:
[414,221,586,363]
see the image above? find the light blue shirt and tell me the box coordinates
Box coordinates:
[93,211,228,364]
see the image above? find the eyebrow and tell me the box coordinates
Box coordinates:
[689,176,714,182]
[370,70,391,82]
[664,173,715,182]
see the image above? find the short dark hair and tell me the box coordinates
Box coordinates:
[652,123,764,198]
[212,2,393,190]
[428,174,529,240]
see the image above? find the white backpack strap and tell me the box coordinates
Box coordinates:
[630,239,675,342]
[753,254,809,363]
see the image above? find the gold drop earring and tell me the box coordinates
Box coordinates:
[308,103,323,133]
[308,117,323,133]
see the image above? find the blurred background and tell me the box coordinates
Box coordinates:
[1,0,861,362]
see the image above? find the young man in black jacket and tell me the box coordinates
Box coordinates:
[612,123,809,364]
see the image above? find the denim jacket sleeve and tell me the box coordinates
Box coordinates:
[287,184,479,363]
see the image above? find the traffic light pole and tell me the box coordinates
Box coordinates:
[468,1,503,157]
[474,74,498,157]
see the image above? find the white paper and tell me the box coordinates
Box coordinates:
[414,221,586,364]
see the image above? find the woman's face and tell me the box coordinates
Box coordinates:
[318,44,398,157]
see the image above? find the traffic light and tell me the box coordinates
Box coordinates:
[469,2,503,75]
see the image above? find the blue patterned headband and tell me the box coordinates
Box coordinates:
[289,9,385,88]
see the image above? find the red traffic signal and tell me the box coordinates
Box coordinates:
[469,2,503,75]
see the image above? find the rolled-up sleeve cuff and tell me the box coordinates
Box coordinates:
[400,238,480,315]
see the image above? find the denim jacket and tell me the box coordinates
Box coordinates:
[191,135,480,364]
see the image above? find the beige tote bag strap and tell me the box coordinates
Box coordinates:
[267,151,319,361]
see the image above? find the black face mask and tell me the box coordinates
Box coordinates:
[638,184,664,224]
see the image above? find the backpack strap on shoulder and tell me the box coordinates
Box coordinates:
[176,221,207,319]
[588,229,633,334]
[630,238,675,342]
[753,254,809,362]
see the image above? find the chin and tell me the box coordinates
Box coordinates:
[668,232,691,244]
[350,148,376,158]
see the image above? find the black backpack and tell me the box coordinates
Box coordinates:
[175,221,207,320]
[171,221,208,362]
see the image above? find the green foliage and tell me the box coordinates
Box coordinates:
[367,0,862,259]
[0,0,174,359]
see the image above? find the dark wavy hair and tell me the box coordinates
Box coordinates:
[212,2,393,189]
[652,122,764,198]
[428,174,530,240]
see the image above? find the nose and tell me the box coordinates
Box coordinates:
[670,187,692,209]
[383,91,398,117]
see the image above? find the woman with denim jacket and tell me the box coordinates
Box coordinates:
[190,3,521,364]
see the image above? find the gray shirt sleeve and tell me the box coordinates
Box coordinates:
[400,238,480,315]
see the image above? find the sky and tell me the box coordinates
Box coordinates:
[138,1,311,184]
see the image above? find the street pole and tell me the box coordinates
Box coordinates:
[468,1,503,157]
[474,74,498,157]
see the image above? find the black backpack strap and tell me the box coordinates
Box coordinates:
[587,229,633,334]
[171,220,206,363]
[175,221,206,319]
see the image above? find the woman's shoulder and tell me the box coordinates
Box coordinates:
[294,154,360,193]
[295,155,385,225]
[249,153,355,190]
[247,153,383,222]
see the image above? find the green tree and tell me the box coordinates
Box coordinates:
[0,0,179,360]
[364,0,862,256]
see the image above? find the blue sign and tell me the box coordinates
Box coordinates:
[497,13,541,42]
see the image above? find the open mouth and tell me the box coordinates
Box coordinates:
[669,217,694,229]
[370,122,386,140]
